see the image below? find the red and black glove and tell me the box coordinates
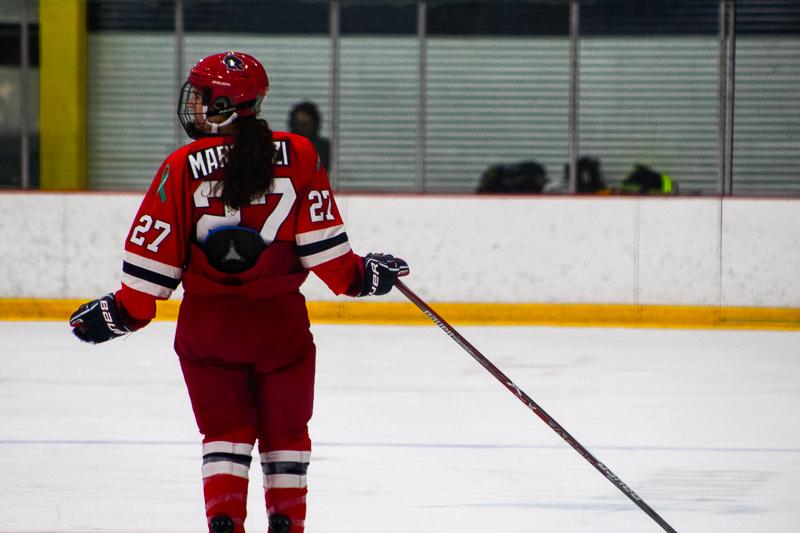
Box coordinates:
[69,292,132,344]
[357,253,409,297]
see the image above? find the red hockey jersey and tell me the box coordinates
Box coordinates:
[117,132,363,325]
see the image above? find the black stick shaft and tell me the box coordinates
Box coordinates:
[395,280,678,533]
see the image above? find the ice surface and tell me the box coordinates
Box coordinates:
[1,321,799,532]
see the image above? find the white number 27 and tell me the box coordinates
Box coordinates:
[193,177,297,244]
[130,215,172,253]
[309,190,334,222]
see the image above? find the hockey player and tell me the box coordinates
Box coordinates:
[69,51,409,533]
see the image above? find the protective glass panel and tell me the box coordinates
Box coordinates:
[732,1,800,196]
[426,1,570,193]
[338,35,418,191]
[579,0,720,194]
[87,0,330,190]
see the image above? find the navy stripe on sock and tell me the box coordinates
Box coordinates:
[262,461,309,475]
[203,452,253,467]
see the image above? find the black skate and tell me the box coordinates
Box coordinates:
[268,513,292,533]
[209,515,235,533]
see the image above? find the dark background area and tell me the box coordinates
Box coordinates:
[85,0,800,36]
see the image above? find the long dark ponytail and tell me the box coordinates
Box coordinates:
[220,116,276,210]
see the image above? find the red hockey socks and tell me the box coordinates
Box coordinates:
[260,450,310,532]
[202,440,255,532]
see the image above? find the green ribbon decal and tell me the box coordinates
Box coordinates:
[157,164,170,203]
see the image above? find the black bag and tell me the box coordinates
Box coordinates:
[477,161,547,193]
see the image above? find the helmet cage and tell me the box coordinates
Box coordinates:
[179,82,249,140]
[178,82,204,139]
[178,81,267,139]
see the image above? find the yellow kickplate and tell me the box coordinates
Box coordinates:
[4,299,798,330]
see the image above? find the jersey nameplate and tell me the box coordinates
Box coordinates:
[273,140,290,167]
[189,141,289,180]
[189,145,231,180]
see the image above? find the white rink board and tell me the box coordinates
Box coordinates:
[341,196,638,304]
[637,199,721,306]
[2,192,799,307]
[720,199,800,308]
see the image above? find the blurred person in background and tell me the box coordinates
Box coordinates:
[288,101,330,172]
[68,51,408,533]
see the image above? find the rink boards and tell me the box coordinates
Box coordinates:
[2,193,799,328]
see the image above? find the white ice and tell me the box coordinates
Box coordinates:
[1,321,799,532]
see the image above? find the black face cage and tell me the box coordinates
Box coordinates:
[177,82,206,139]
[178,81,251,140]
[178,81,263,139]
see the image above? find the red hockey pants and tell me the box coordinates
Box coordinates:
[175,290,315,533]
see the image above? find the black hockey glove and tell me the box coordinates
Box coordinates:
[69,292,131,344]
[358,253,410,297]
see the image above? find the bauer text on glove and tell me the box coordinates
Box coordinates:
[357,253,409,297]
[69,293,133,344]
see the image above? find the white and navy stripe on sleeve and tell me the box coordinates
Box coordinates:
[121,251,182,298]
[295,224,351,269]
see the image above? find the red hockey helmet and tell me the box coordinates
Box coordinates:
[178,51,269,139]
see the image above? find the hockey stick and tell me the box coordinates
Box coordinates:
[395,280,678,533]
